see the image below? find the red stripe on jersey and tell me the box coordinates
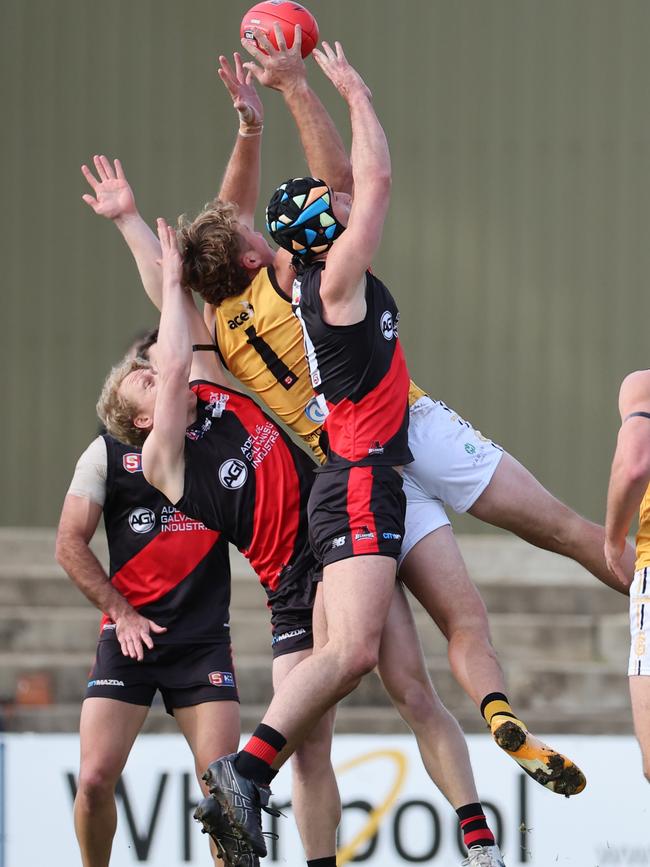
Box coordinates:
[216,390,302,592]
[324,342,410,462]
[105,529,221,616]
[347,467,380,555]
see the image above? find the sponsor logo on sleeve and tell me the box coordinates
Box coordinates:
[128,507,156,534]
[305,396,328,424]
[208,671,235,687]
[122,453,143,473]
[380,310,395,340]
[218,458,248,489]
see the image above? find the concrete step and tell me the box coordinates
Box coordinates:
[1,700,633,736]
[0,606,627,665]
[0,650,632,714]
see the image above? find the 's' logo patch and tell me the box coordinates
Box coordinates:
[123,453,142,473]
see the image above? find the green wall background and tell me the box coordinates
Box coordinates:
[2,0,650,527]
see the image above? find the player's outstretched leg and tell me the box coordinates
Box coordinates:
[483,694,586,796]
[400,526,586,796]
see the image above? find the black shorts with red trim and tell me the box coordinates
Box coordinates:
[308,465,406,567]
[268,562,318,658]
[85,639,238,714]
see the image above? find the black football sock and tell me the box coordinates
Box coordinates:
[234,723,286,785]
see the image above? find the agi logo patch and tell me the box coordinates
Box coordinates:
[209,671,235,687]
[218,459,248,489]
[128,507,155,534]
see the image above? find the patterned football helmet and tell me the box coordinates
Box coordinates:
[266,177,346,261]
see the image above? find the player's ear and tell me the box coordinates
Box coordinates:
[240,248,262,270]
[133,413,153,432]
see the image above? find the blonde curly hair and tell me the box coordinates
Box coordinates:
[178,199,250,306]
[96,357,152,448]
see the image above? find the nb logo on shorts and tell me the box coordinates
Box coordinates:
[331,536,346,548]
[218,459,248,489]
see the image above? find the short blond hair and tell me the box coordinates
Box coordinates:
[96,357,152,447]
[178,199,250,306]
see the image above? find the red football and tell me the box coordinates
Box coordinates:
[241,1,319,59]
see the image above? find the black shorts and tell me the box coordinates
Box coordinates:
[308,465,406,567]
[85,639,238,714]
[268,560,317,658]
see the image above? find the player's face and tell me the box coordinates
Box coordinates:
[120,367,158,431]
[331,191,352,227]
[238,224,275,267]
[120,367,197,432]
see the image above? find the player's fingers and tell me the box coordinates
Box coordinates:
[99,154,115,180]
[233,51,245,81]
[218,54,235,83]
[254,28,275,55]
[241,36,265,62]
[156,217,169,248]
[141,631,154,651]
[81,194,98,209]
[242,61,264,83]
[93,154,109,181]
[133,639,144,662]
[320,40,335,60]
[293,23,302,52]
[274,22,287,52]
[114,158,126,180]
[334,41,346,60]
[149,621,168,634]
[80,164,99,190]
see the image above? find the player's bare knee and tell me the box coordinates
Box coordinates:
[76,767,118,807]
[390,676,440,727]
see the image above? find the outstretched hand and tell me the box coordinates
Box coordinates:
[81,155,137,221]
[241,23,306,93]
[313,41,371,102]
[156,218,184,290]
[218,52,263,128]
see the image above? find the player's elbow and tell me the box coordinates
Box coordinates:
[621,456,650,487]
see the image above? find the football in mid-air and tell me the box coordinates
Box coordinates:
[241,1,319,58]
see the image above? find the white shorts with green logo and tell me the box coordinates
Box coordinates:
[399,396,503,567]
[629,567,650,676]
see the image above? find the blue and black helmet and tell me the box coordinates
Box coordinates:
[266,177,346,263]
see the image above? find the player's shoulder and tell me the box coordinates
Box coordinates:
[619,370,650,415]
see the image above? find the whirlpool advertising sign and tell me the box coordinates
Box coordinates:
[1,734,648,865]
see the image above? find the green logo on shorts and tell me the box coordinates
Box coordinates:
[464,443,477,455]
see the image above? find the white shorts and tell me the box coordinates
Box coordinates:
[399,396,504,567]
[629,567,650,676]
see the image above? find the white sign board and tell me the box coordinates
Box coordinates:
[1,734,648,866]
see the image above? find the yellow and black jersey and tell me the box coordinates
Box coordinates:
[636,483,650,570]
[211,266,427,465]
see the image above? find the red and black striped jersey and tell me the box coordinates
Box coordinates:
[293,263,413,470]
[102,435,231,644]
[174,381,317,594]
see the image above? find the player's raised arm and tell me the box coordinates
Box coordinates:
[217,52,264,226]
[312,41,390,305]
[81,155,163,308]
[141,221,198,503]
[242,24,353,193]
[605,369,650,586]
